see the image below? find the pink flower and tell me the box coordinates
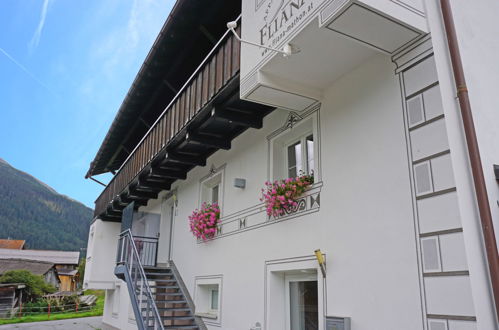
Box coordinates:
[189,203,220,240]
[261,174,314,217]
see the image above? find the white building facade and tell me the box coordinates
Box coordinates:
[84,1,499,329]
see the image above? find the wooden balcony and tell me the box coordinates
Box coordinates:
[95,26,273,220]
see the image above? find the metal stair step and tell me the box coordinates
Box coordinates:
[151,307,191,312]
[149,284,178,289]
[146,299,187,304]
[144,268,171,274]
[144,266,171,270]
[160,315,195,320]
[145,272,173,276]
[147,285,179,289]
[147,278,176,282]
[152,291,183,295]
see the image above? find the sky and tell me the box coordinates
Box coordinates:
[0,0,174,208]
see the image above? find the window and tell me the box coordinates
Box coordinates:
[287,276,318,330]
[194,276,223,325]
[211,184,220,204]
[210,288,219,310]
[270,114,319,182]
[287,134,314,177]
[200,169,224,208]
[195,284,220,318]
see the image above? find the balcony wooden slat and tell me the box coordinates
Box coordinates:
[159,116,163,148]
[176,99,181,137]
[158,122,162,150]
[169,102,174,139]
[164,114,168,145]
[146,136,149,165]
[177,97,183,132]
[142,143,146,170]
[183,89,189,125]
[151,128,155,158]
[163,115,168,146]
[189,82,196,119]
[176,99,180,135]
[177,99,182,134]
[215,48,224,93]
[154,121,159,154]
[151,132,155,160]
[166,107,171,140]
[179,93,185,127]
[182,92,188,125]
[171,102,177,141]
[185,84,192,122]
[202,64,209,107]
[232,30,240,75]
[149,132,153,161]
[192,76,198,113]
[209,56,216,99]
[223,37,232,85]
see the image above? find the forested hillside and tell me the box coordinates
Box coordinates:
[0,158,92,251]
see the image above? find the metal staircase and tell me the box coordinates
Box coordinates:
[115,230,205,330]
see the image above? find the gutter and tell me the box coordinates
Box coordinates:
[440,0,499,320]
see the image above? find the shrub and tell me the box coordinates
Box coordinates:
[0,270,56,300]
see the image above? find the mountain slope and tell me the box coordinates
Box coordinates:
[0,158,92,251]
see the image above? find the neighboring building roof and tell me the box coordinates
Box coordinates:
[0,249,79,265]
[0,259,55,276]
[0,239,25,250]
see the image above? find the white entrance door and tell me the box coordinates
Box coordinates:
[285,274,319,330]
[157,198,176,264]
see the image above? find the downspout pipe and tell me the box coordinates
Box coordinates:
[440,0,499,320]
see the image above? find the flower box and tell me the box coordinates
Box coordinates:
[261,174,314,217]
[189,203,220,240]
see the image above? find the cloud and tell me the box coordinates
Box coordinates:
[0,47,57,96]
[90,0,169,79]
[29,0,51,51]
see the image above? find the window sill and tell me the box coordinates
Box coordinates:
[195,312,218,319]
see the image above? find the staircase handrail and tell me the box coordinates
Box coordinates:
[119,229,164,330]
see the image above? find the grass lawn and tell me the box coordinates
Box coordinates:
[0,290,104,325]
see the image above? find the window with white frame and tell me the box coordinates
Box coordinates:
[200,169,223,207]
[270,115,319,181]
[286,134,314,177]
[194,276,223,325]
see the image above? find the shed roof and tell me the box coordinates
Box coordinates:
[0,249,79,265]
[0,259,55,276]
[0,239,25,250]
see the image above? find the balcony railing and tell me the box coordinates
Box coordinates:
[95,23,241,217]
[117,232,159,268]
